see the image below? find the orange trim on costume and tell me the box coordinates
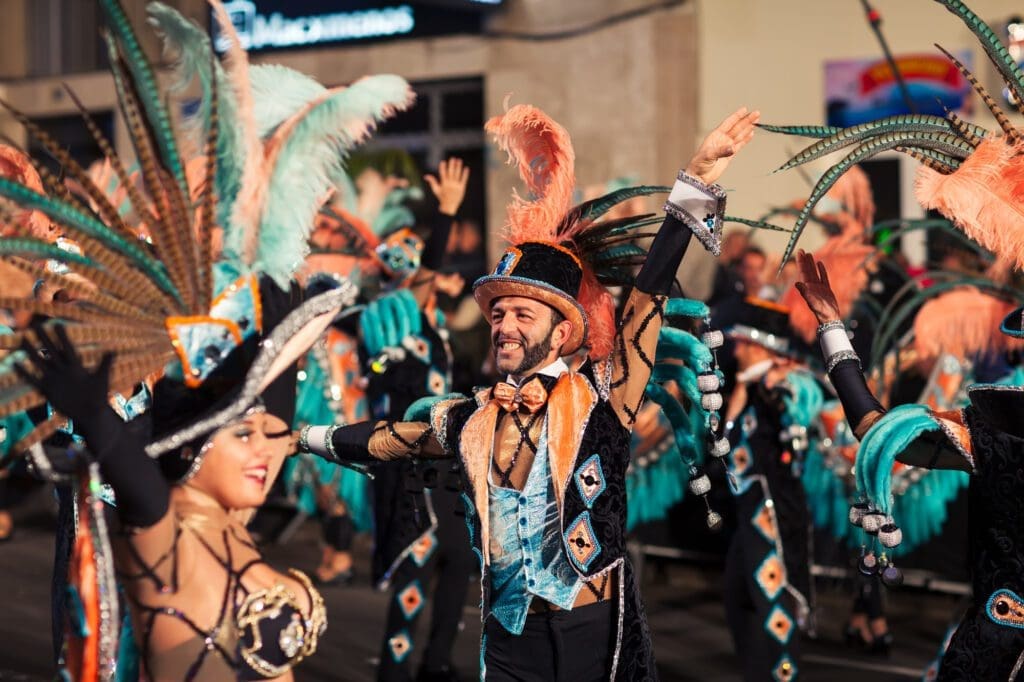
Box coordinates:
[932,409,973,460]
[65,474,100,681]
[458,391,502,566]
[744,296,791,315]
[326,328,369,424]
[548,241,583,268]
[546,372,597,511]
[165,316,244,388]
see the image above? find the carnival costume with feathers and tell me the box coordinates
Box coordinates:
[297,102,731,680]
[0,0,414,677]
[776,1,1024,678]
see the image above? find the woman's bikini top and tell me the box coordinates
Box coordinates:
[119,503,327,680]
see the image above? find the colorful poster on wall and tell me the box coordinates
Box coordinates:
[824,52,973,128]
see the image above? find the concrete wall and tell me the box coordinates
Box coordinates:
[10,1,1023,294]
[236,0,699,267]
[0,0,699,282]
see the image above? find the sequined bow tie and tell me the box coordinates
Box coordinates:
[492,377,549,413]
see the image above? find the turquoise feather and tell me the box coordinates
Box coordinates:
[857,405,936,514]
[99,0,188,199]
[852,404,969,554]
[563,185,670,228]
[756,124,841,138]
[0,239,97,268]
[289,350,373,531]
[250,64,328,138]
[781,370,824,428]
[0,177,180,302]
[372,186,424,237]
[778,131,973,271]
[656,327,713,370]
[404,394,463,422]
[936,0,1024,106]
[360,289,422,356]
[665,298,709,319]
[723,216,792,233]
[257,74,412,287]
[146,1,244,230]
[626,438,688,530]
[774,114,983,173]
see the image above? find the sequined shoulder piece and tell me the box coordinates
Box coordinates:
[429,396,475,455]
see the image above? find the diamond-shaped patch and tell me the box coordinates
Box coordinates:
[574,455,607,509]
[406,335,431,363]
[755,552,786,601]
[564,512,601,571]
[388,629,413,663]
[765,604,795,646]
[396,580,425,620]
[772,653,797,681]
[730,446,751,477]
[427,368,447,396]
[410,532,437,567]
[752,500,779,543]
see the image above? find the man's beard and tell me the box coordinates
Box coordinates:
[495,324,556,377]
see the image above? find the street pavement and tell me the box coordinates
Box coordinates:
[0,489,961,681]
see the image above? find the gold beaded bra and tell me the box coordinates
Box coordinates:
[119,503,326,680]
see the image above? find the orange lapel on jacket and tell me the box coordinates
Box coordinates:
[457,388,500,566]
[546,372,597,513]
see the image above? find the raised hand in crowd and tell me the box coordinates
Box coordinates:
[424,156,470,217]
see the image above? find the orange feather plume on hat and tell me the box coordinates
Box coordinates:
[915,136,1024,272]
[485,103,618,359]
[912,286,1024,363]
[485,103,576,245]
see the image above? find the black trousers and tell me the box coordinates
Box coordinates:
[724,534,801,682]
[378,484,475,680]
[483,601,613,682]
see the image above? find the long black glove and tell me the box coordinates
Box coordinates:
[16,324,169,527]
[634,215,693,295]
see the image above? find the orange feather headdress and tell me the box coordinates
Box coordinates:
[475,103,667,359]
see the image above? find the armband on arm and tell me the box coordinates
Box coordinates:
[661,171,727,256]
[817,321,885,438]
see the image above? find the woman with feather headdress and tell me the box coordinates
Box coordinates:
[295,102,758,680]
[781,2,1024,677]
[0,0,416,678]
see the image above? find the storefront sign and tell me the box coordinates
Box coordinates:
[824,52,973,128]
[213,0,497,53]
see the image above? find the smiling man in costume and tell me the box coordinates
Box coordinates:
[298,104,758,680]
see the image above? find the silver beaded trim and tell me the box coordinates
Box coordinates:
[816,320,845,336]
[145,284,356,457]
[324,424,342,461]
[825,349,860,373]
[85,461,120,680]
[727,324,791,355]
[298,425,314,454]
[663,171,726,256]
[179,435,219,483]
